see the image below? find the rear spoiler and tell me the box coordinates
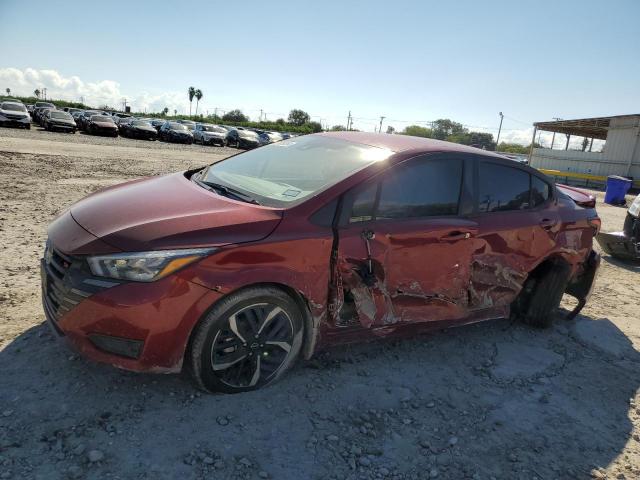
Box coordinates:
[556,184,596,208]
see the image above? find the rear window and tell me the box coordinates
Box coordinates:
[478,162,530,212]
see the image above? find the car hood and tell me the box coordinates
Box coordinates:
[70,172,283,251]
[93,121,116,128]
[0,109,29,117]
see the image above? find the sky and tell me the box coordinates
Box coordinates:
[1,0,639,146]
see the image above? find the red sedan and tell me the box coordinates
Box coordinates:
[41,132,601,393]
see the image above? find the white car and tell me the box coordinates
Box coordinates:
[193,123,228,146]
[0,101,31,129]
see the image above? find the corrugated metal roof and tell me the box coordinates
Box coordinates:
[534,114,640,140]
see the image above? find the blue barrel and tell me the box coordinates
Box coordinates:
[604,175,632,205]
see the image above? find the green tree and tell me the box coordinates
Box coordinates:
[194,89,203,116]
[188,86,196,116]
[162,107,169,116]
[33,88,40,98]
[386,126,395,134]
[308,121,323,133]
[222,109,249,122]
[275,118,285,125]
[330,125,347,131]
[5,88,10,96]
[402,125,433,137]
[497,142,529,154]
[431,119,466,140]
[288,109,310,126]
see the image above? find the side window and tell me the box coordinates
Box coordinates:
[376,157,463,219]
[531,176,551,207]
[349,183,377,223]
[478,163,530,213]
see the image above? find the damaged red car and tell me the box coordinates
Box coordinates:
[42,132,601,393]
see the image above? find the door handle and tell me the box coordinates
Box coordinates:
[539,218,557,230]
[441,230,473,242]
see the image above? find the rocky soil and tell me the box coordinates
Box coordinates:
[1,127,639,480]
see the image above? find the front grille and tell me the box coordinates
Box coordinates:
[41,241,120,325]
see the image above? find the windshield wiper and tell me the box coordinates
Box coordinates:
[194,177,261,205]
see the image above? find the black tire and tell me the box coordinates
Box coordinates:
[188,286,304,394]
[511,262,571,328]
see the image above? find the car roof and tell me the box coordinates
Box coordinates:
[318,131,507,158]
[1,101,25,107]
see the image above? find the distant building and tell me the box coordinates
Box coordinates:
[529,114,640,187]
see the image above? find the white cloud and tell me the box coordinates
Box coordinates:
[0,67,188,114]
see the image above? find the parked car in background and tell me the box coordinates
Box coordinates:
[597,193,640,260]
[193,123,228,146]
[177,119,196,131]
[116,116,133,133]
[159,121,194,144]
[0,101,31,129]
[26,104,34,114]
[77,110,102,131]
[41,132,601,393]
[33,102,56,124]
[86,115,118,137]
[257,130,284,145]
[120,120,158,140]
[37,108,55,127]
[43,110,77,133]
[226,128,260,149]
[151,118,166,131]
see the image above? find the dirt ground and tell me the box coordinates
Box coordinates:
[1,126,639,480]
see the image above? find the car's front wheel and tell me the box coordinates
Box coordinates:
[188,286,304,394]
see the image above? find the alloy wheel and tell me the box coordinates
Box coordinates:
[210,303,294,388]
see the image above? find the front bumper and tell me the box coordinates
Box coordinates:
[596,213,640,260]
[203,136,225,145]
[0,116,30,127]
[40,243,221,372]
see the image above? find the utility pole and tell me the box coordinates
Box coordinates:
[122,98,128,112]
[42,87,47,100]
[79,96,85,105]
[379,116,386,134]
[259,109,263,122]
[550,117,562,149]
[495,112,504,146]
[347,111,352,131]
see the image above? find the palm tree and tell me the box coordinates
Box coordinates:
[162,107,169,116]
[194,89,203,116]
[5,88,10,96]
[33,89,40,98]
[188,86,196,117]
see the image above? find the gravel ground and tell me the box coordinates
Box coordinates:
[1,127,640,480]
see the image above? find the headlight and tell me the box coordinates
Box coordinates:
[87,248,215,282]
[629,194,640,217]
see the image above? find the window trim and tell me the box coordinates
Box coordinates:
[339,153,467,227]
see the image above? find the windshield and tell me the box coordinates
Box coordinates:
[202,135,393,207]
[50,112,71,119]
[1,103,27,112]
[132,120,151,126]
[170,123,187,130]
[92,115,114,123]
[202,125,225,132]
[35,102,54,108]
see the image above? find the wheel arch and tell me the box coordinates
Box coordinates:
[183,281,320,371]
